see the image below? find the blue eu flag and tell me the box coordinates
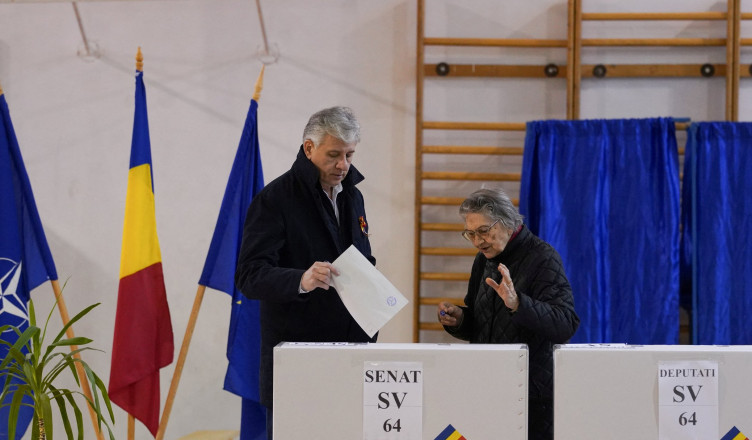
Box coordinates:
[0,91,58,439]
[199,97,265,440]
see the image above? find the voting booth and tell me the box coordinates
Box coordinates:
[273,343,528,439]
[554,345,752,439]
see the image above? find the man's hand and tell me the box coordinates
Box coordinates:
[301,261,340,292]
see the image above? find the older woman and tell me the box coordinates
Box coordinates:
[438,188,580,440]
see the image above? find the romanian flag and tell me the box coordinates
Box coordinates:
[434,424,467,440]
[108,57,174,437]
[722,426,750,440]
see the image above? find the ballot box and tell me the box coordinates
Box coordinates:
[553,344,752,439]
[273,342,528,440]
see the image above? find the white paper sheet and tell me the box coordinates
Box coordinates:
[330,245,409,338]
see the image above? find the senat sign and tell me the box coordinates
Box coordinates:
[658,360,719,440]
[363,362,423,440]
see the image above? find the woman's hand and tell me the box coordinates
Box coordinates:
[437,301,464,327]
[485,263,519,312]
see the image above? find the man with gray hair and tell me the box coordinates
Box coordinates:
[236,106,376,439]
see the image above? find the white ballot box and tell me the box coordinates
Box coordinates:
[554,345,752,440]
[273,343,528,440]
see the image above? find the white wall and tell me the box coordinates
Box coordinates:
[2,1,415,438]
[1,0,749,438]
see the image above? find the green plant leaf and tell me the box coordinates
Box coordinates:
[40,391,54,440]
[31,413,39,440]
[22,361,38,391]
[29,298,37,328]
[0,325,39,370]
[1,373,12,401]
[66,357,83,388]
[8,386,25,440]
[42,348,90,386]
[49,385,76,440]
[41,280,70,346]
[51,337,93,347]
[49,303,99,348]
[83,364,117,440]
[76,380,116,440]
[29,298,37,326]
[29,300,42,359]
[88,367,115,422]
[1,295,114,440]
[1,368,28,389]
[61,390,85,440]
[83,366,103,424]
[0,324,20,348]
[41,302,99,366]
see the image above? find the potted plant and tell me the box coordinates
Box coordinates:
[0,294,115,440]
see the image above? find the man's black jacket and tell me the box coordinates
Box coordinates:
[235,146,376,408]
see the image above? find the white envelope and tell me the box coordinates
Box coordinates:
[330,245,409,338]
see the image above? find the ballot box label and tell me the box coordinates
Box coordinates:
[363,361,423,440]
[658,360,718,440]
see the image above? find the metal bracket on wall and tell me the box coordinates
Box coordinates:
[73,2,101,61]
[255,0,279,65]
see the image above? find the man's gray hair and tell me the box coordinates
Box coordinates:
[459,188,524,230]
[302,106,361,146]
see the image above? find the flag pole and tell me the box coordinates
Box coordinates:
[155,285,206,440]
[50,280,105,440]
[128,415,135,439]
[155,66,266,440]
[253,64,265,101]
[124,46,140,440]
[125,47,143,440]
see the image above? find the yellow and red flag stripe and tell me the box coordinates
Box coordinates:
[722,426,750,440]
[108,64,174,438]
[434,424,468,440]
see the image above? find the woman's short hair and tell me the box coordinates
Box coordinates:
[302,106,361,146]
[459,188,524,230]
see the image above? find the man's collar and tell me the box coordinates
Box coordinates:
[293,144,366,188]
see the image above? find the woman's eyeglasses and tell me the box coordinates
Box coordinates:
[461,219,499,241]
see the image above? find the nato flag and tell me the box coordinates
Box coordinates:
[0,91,57,440]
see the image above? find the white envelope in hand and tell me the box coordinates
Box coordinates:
[330,245,409,338]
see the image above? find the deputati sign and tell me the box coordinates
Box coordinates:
[658,360,718,440]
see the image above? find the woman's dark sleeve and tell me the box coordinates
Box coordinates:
[513,248,580,343]
[444,253,483,341]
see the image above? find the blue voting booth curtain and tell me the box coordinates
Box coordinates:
[681,122,752,344]
[521,118,680,344]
